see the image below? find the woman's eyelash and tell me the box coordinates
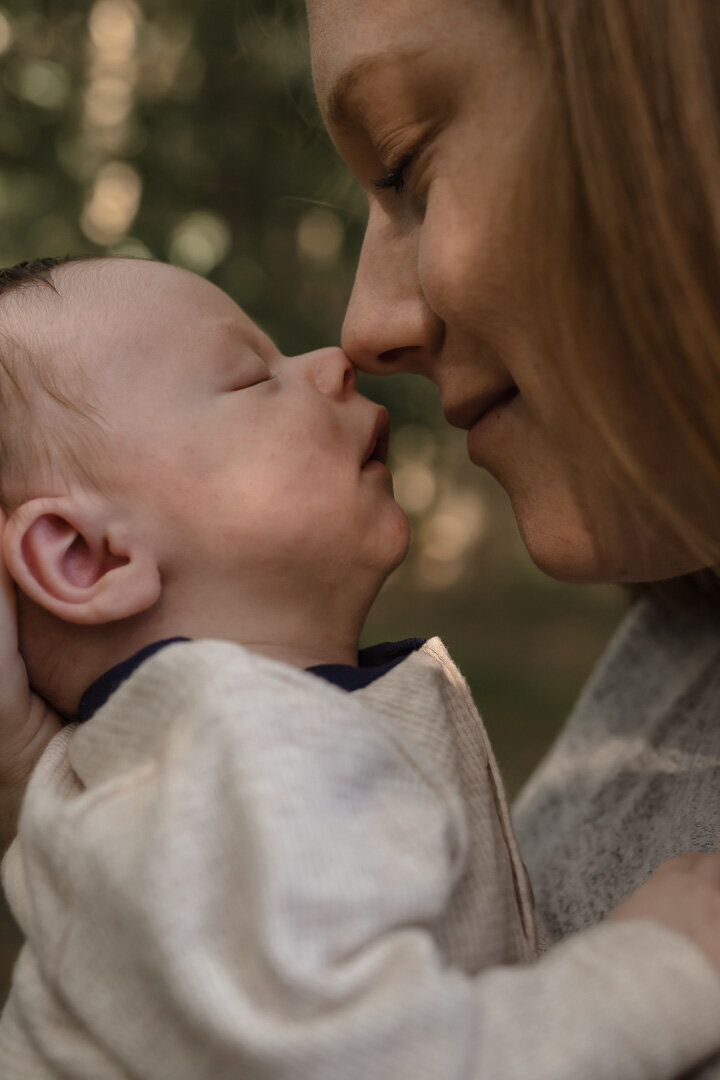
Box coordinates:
[373,151,414,196]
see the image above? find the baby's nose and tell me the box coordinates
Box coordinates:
[292,347,357,399]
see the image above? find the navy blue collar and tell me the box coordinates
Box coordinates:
[77,638,191,721]
[306,638,426,690]
[77,637,426,722]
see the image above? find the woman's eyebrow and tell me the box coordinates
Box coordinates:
[326,48,429,130]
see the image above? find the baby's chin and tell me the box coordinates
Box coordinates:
[384,506,413,573]
[362,507,412,598]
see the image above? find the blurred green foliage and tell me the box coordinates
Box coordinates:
[0,2,352,344]
[0,0,625,1006]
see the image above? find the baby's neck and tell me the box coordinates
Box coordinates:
[239,640,359,670]
[89,616,363,704]
[137,582,371,675]
[20,577,377,717]
[145,598,364,672]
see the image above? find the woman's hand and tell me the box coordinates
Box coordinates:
[0,510,61,855]
[608,851,720,976]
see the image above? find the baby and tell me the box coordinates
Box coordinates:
[1,255,720,1080]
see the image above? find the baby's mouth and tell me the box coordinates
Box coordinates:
[362,408,391,467]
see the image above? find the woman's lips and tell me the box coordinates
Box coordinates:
[442,382,519,431]
[480,384,519,418]
[466,385,520,464]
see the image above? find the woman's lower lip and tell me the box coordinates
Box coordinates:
[466,389,520,464]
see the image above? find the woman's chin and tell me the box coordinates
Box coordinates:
[525,543,622,586]
[517,506,711,586]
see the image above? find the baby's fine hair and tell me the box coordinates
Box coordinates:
[0,256,76,298]
[0,254,110,512]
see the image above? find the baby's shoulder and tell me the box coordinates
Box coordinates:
[67,639,385,791]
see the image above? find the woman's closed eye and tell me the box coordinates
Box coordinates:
[373,150,414,196]
[371,127,438,199]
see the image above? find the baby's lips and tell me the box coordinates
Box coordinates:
[362,407,391,466]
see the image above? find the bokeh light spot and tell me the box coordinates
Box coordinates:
[394,461,437,514]
[80,160,142,244]
[436,491,488,546]
[16,60,69,109]
[85,75,133,127]
[89,0,138,60]
[414,553,465,591]
[392,423,437,466]
[108,236,152,259]
[421,511,473,562]
[297,208,344,262]
[169,211,231,275]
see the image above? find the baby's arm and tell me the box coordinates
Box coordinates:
[3,641,720,1080]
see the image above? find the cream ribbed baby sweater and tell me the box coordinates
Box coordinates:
[2,637,720,1079]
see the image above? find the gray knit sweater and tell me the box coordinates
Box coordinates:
[514,594,720,1076]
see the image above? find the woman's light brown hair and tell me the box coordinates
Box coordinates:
[512,0,720,605]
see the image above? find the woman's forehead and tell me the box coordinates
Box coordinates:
[309,0,412,104]
[308,0,507,116]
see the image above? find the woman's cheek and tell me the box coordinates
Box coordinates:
[418,186,492,329]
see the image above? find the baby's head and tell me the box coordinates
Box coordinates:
[0,256,410,715]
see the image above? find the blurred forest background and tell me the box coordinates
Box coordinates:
[0,0,625,1003]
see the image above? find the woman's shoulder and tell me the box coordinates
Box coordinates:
[513,592,720,825]
[573,593,720,732]
[513,590,720,938]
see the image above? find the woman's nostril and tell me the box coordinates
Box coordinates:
[378,347,410,364]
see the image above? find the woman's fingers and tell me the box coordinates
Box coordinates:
[685,851,720,888]
[607,849,720,976]
[0,509,31,730]
[653,851,720,886]
[0,510,61,852]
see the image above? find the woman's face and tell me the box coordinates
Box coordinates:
[308,0,707,584]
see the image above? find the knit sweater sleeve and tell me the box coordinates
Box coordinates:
[3,641,720,1080]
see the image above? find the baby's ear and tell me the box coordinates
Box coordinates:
[2,495,161,625]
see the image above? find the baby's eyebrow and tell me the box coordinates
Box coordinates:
[245,332,277,366]
[214,314,272,361]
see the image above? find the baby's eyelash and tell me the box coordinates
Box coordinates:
[373,151,414,196]
[230,370,274,392]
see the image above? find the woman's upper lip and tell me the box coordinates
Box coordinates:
[442,384,519,430]
[363,407,391,465]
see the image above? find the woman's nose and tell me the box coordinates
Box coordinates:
[341,209,443,376]
[290,346,357,399]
